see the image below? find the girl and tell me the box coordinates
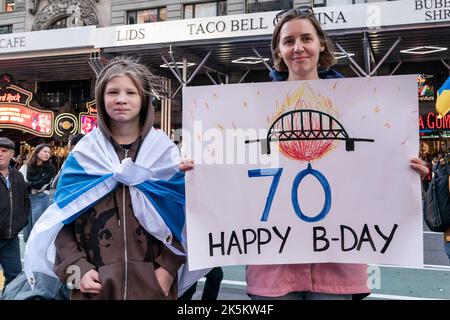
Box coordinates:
[25,56,188,300]
[20,143,55,242]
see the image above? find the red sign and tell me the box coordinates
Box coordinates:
[80,114,98,135]
[0,105,54,136]
[79,99,98,135]
[0,85,53,137]
[419,112,450,130]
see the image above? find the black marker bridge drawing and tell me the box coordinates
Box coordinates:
[245,109,375,155]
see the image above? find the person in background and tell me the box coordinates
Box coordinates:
[13,155,25,170]
[436,157,449,178]
[0,138,31,288]
[20,144,56,242]
[179,267,223,301]
[51,134,85,190]
[422,156,432,192]
[410,157,450,260]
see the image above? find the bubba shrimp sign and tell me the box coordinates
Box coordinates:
[182,75,423,270]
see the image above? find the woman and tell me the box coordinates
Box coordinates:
[20,143,55,242]
[245,6,370,300]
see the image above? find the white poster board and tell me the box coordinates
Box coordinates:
[182,75,423,271]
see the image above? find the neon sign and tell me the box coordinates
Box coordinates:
[79,99,98,135]
[417,74,435,102]
[0,85,54,137]
[419,112,450,130]
[55,113,78,137]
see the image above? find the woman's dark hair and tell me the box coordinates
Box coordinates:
[28,144,52,168]
[271,8,336,72]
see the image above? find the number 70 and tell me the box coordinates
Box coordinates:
[248,164,332,223]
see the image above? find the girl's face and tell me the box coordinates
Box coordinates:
[104,75,142,127]
[37,147,51,162]
[278,18,324,81]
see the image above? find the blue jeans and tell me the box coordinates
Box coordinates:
[0,237,22,287]
[250,292,352,300]
[23,193,49,242]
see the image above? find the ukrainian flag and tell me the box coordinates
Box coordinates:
[436,76,450,118]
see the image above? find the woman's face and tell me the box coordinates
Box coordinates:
[278,18,324,81]
[37,147,51,162]
[104,75,142,128]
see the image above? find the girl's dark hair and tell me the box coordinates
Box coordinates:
[271,10,336,72]
[28,144,52,168]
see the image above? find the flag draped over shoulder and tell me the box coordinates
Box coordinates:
[24,127,186,287]
[436,76,450,118]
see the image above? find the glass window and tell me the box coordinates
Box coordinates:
[195,2,216,18]
[36,80,91,111]
[48,19,68,29]
[127,8,167,24]
[326,0,353,5]
[47,15,87,29]
[313,0,326,7]
[184,4,194,19]
[5,0,14,12]
[184,1,227,19]
[0,25,12,34]
[127,11,137,24]
[218,0,227,16]
[313,0,397,5]
[246,0,292,13]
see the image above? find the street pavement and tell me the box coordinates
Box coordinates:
[195,227,450,300]
[2,223,450,300]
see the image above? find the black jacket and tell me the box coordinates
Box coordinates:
[26,163,56,192]
[0,168,31,239]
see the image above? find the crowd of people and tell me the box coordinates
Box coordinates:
[0,5,448,300]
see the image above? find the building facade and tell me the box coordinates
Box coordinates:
[0,0,449,159]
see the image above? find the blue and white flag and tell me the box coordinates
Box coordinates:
[24,127,187,287]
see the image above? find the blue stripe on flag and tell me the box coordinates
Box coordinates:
[136,171,186,243]
[54,154,113,209]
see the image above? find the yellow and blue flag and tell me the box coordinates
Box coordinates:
[436,76,450,118]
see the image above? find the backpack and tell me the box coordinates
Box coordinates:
[423,174,450,232]
[0,271,69,300]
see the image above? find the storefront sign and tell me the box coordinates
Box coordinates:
[85,99,97,115]
[79,100,98,135]
[0,84,32,105]
[0,85,53,136]
[418,74,435,102]
[0,26,95,54]
[94,1,450,48]
[0,2,446,54]
[419,112,450,130]
[0,105,53,136]
[55,113,78,137]
[79,115,97,135]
